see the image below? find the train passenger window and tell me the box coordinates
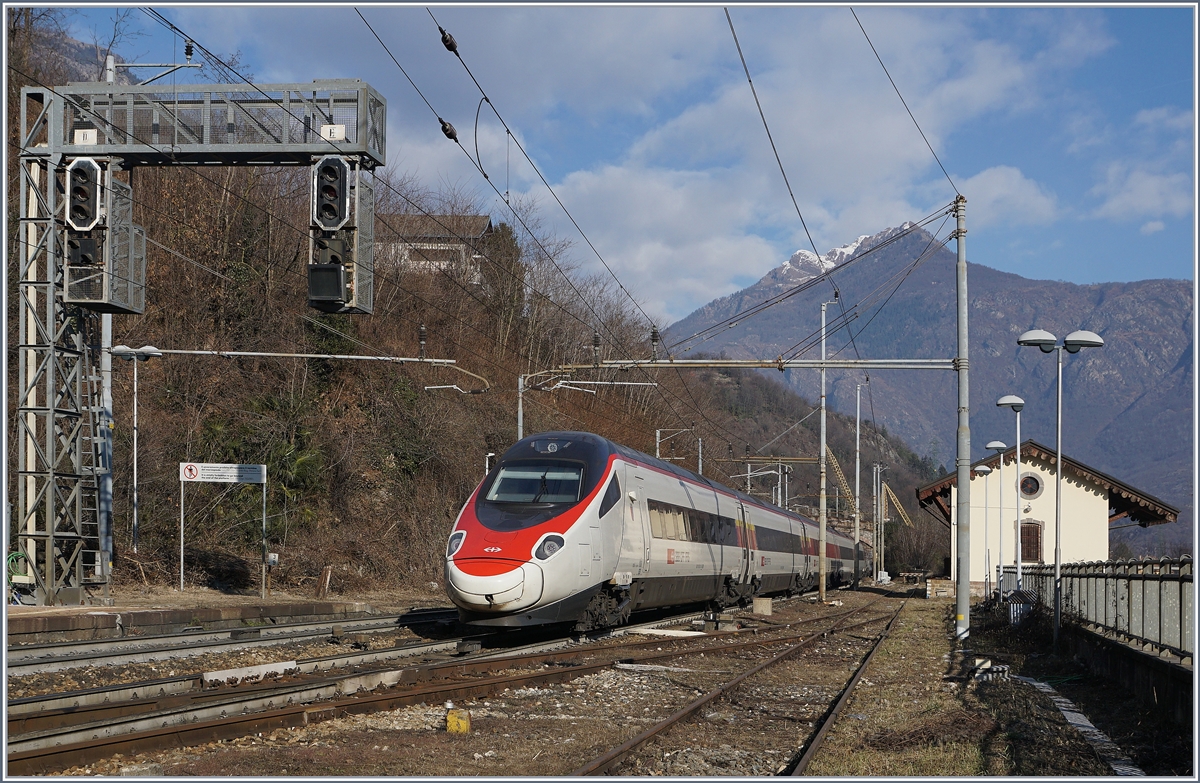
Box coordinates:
[485,462,583,503]
[663,507,676,540]
[648,503,665,539]
[674,508,689,541]
[599,475,622,517]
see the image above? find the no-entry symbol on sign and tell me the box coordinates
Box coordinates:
[182,463,199,480]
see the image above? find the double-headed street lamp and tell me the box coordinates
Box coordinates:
[997,395,1025,592]
[1017,328,1104,646]
[111,345,163,554]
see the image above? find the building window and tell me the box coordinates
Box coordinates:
[1020,521,1042,563]
[1019,472,1043,500]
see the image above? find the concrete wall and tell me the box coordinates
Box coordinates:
[1064,624,1193,726]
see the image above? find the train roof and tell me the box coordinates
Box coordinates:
[521,431,830,531]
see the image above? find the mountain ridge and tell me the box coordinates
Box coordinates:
[667,223,1193,555]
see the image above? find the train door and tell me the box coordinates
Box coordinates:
[622,465,650,577]
[735,504,751,585]
[744,506,761,583]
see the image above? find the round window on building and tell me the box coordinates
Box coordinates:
[1019,473,1043,499]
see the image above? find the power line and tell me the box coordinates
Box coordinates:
[423,7,657,330]
[354,9,743,449]
[850,7,959,196]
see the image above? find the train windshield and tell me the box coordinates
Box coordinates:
[485,461,583,503]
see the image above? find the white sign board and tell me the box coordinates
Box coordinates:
[320,124,347,141]
[179,463,266,484]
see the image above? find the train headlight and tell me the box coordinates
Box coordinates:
[446,531,465,558]
[533,534,566,561]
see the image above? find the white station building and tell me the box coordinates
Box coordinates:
[917,439,1179,595]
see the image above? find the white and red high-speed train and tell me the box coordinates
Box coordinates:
[445,431,867,631]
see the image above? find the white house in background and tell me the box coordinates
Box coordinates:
[916,440,1178,596]
[376,214,494,283]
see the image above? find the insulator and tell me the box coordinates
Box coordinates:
[650,325,659,361]
[440,27,458,53]
[592,330,600,367]
[184,40,194,61]
[439,118,458,142]
[419,323,427,359]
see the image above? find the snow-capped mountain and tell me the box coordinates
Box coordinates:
[767,223,918,289]
[667,222,1192,556]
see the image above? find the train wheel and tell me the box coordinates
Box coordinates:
[573,586,631,632]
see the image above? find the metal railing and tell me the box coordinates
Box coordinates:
[1004,558,1193,659]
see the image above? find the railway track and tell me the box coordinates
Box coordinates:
[572,593,908,775]
[6,602,742,774]
[8,590,905,775]
[6,608,460,675]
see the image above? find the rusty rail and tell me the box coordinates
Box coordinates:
[571,602,899,775]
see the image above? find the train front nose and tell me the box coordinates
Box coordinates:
[446,559,544,613]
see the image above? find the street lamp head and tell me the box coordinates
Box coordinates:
[997,395,1025,413]
[113,345,162,362]
[986,440,1007,453]
[1063,330,1104,354]
[1018,329,1057,353]
[974,464,992,476]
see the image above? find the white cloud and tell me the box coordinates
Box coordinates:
[954,166,1058,229]
[142,6,1191,313]
[1134,106,1193,133]
[1140,220,1165,235]
[1090,164,1193,220]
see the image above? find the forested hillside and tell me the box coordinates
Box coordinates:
[6,13,950,594]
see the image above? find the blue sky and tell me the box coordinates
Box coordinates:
[66,5,1195,324]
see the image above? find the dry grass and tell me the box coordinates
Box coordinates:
[803,596,1001,776]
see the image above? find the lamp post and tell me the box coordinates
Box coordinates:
[974,463,992,598]
[854,381,862,587]
[997,395,1025,592]
[111,345,163,554]
[986,440,1007,596]
[1018,328,1104,646]
[818,294,838,602]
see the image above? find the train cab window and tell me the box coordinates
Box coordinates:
[598,475,622,517]
[485,461,583,503]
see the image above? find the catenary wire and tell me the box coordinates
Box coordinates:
[850,7,958,196]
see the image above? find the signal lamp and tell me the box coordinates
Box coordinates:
[311,156,350,231]
[66,158,102,231]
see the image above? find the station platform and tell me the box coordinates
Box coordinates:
[5,599,378,646]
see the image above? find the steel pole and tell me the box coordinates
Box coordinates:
[132,359,139,554]
[854,384,861,587]
[100,315,113,601]
[517,375,525,440]
[818,302,828,601]
[261,481,267,601]
[1054,346,1063,646]
[983,470,990,598]
[997,450,1005,596]
[1015,411,1023,592]
[953,194,972,642]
